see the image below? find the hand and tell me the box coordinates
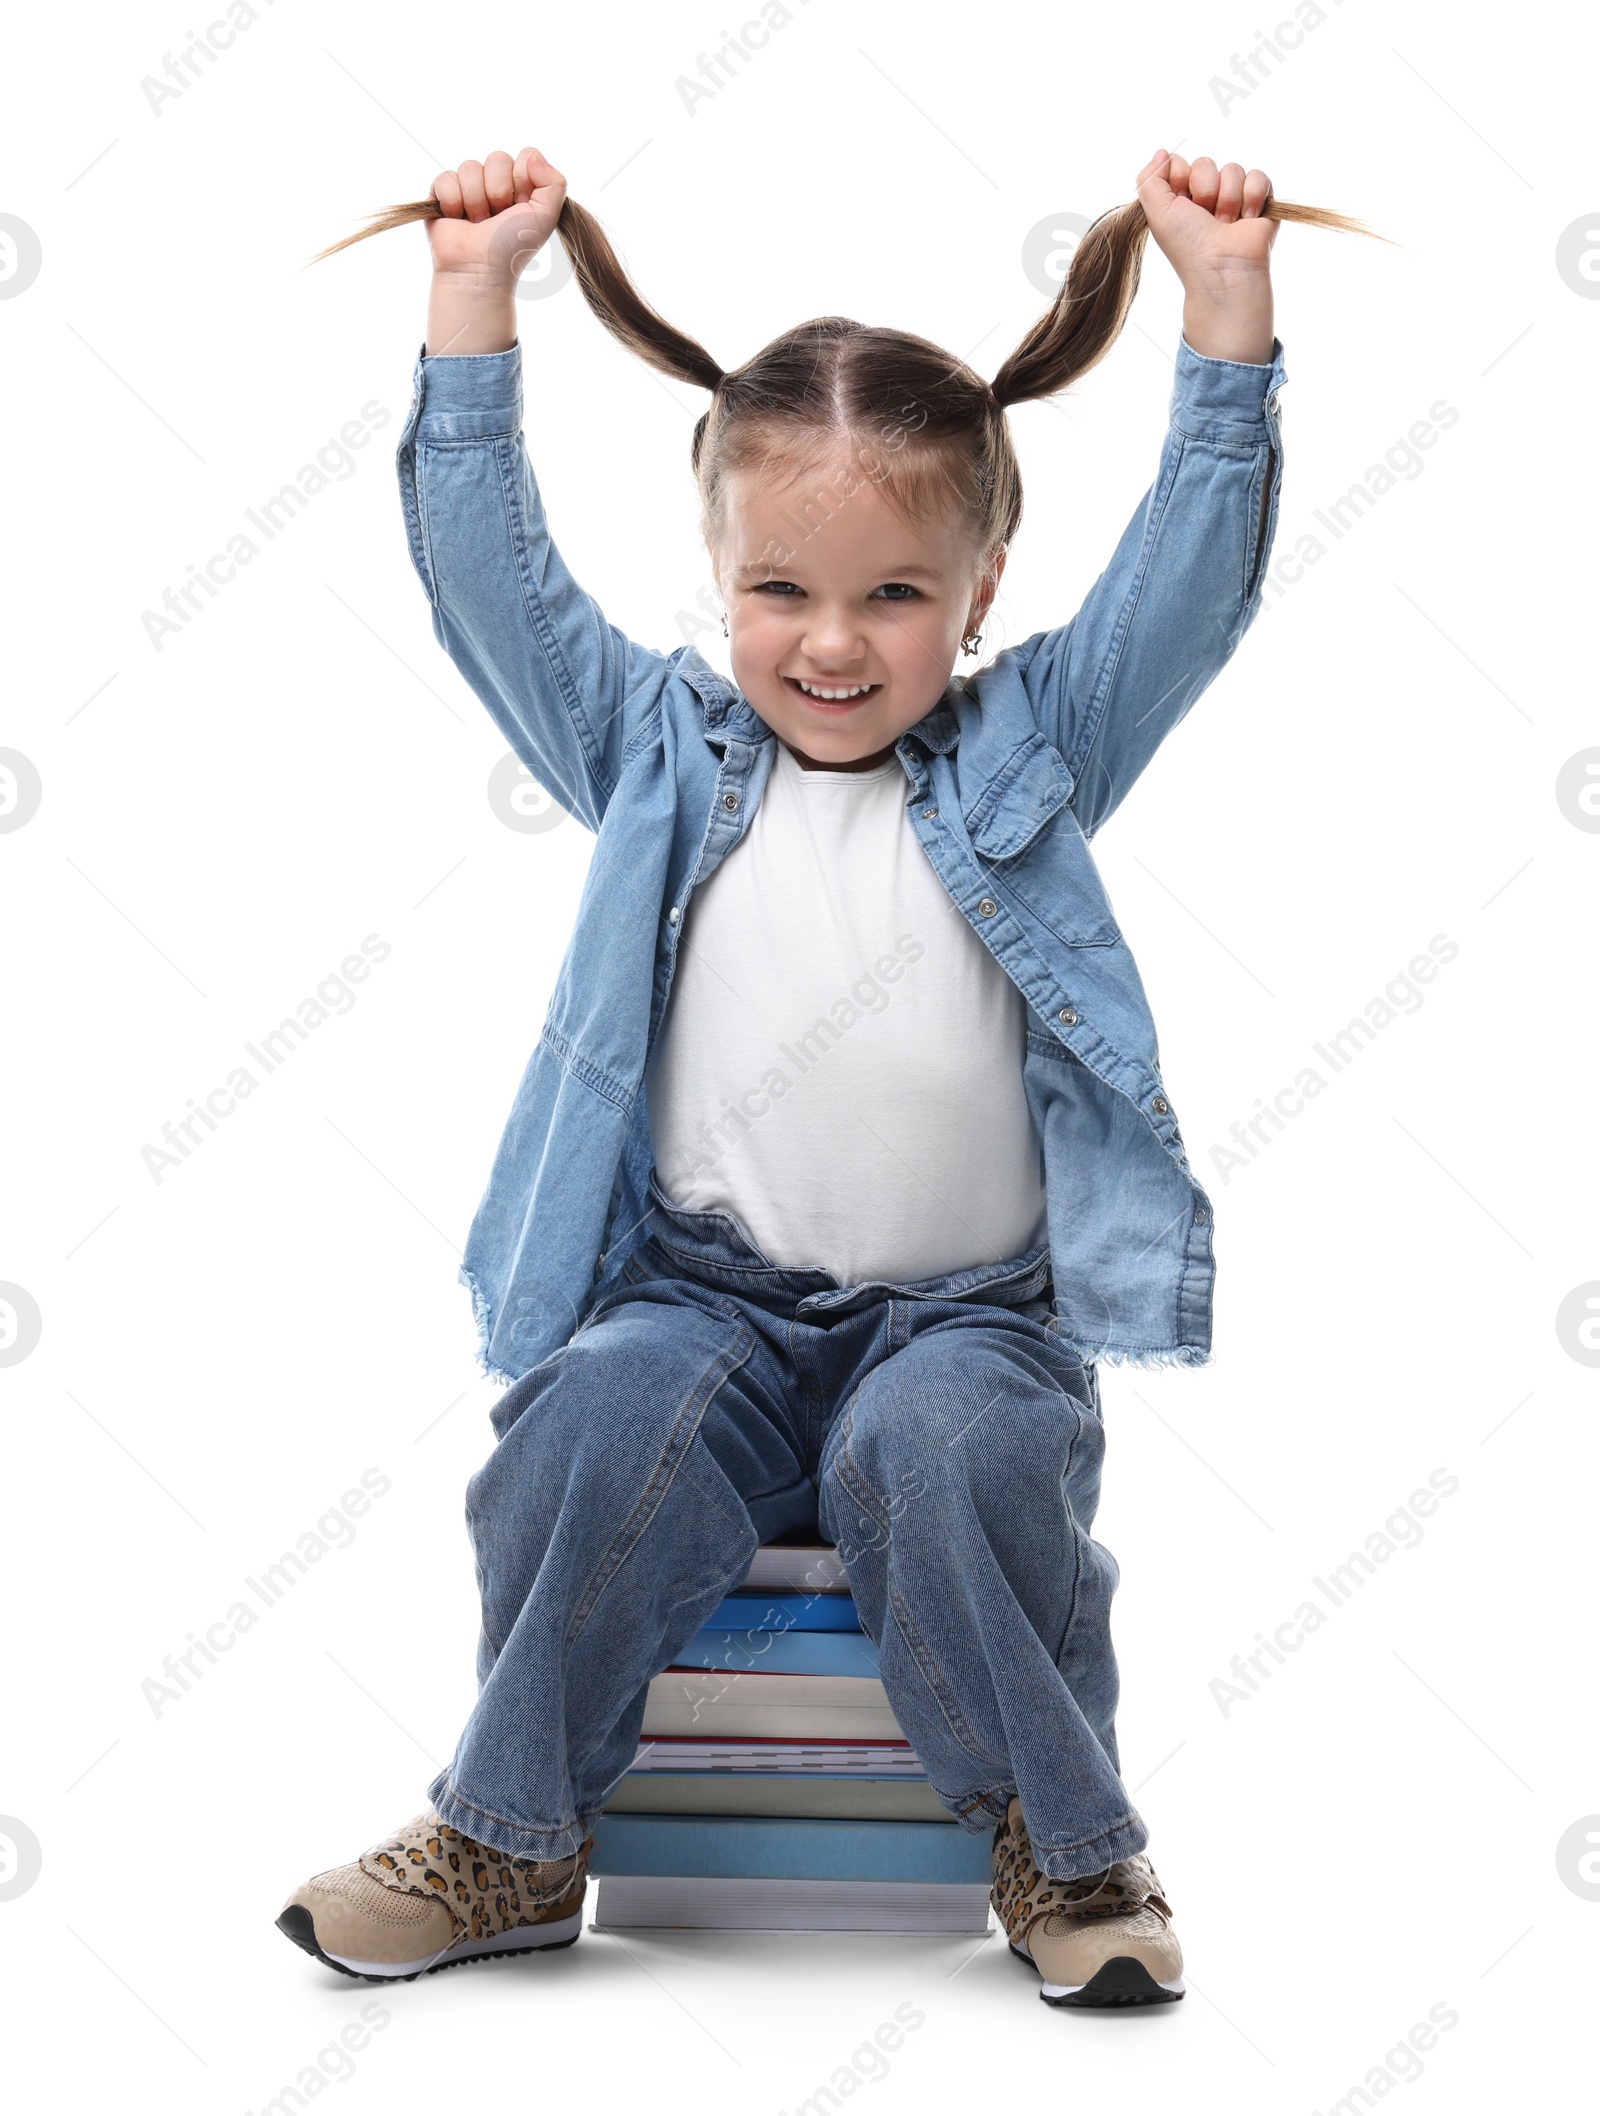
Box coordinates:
[427,147,568,289]
[1136,149,1276,364]
[423,147,567,355]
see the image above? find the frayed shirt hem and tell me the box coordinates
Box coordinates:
[458,1262,525,1392]
[1057,1339,1213,1371]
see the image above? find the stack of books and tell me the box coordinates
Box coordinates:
[589,1536,994,1932]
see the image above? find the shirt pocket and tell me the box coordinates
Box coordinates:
[965,732,1122,947]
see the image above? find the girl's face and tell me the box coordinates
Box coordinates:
[714,450,1003,771]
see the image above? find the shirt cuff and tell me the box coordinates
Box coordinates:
[407,339,524,442]
[1169,335,1286,446]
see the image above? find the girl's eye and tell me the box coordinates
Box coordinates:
[750,581,922,602]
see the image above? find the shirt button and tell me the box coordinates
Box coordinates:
[667,907,681,925]
[1193,1206,1207,1224]
[1152,1095,1170,1115]
[922,806,938,820]
[978,897,998,918]
[722,792,738,812]
[1057,1006,1078,1027]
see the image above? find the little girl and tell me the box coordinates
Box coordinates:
[279,145,1336,2007]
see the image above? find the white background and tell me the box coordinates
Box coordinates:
[3,0,1596,2109]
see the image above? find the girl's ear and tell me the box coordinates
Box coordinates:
[972,546,1007,621]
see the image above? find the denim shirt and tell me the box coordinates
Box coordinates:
[396,332,1286,1381]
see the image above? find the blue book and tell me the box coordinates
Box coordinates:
[710,1592,862,1633]
[589,1813,990,1884]
[676,1627,881,1677]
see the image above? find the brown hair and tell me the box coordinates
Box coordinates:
[315,190,1372,567]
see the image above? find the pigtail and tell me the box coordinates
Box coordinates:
[314,178,1378,559]
[310,194,724,394]
[989,196,1376,411]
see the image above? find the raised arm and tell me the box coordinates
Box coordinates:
[1020,152,1286,836]
[398,149,671,830]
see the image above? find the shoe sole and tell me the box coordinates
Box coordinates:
[276,1904,583,1981]
[1009,1941,1185,2008]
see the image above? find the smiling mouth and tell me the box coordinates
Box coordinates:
[782,676,883,709]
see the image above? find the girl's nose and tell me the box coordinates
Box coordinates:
[800,610,866,664]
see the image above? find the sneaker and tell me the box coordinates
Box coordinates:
[991,1797,1184,2007]
[277,1813,590,1981]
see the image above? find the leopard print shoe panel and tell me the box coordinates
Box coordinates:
[359,1813,591,1947]
[990,1797,1165,1944]
[990,1797,1183,2007]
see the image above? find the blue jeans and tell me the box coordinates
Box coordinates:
[428,1189,1148,1883]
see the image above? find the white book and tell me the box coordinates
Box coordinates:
[592,1875,993,1934]
[604,1774,951,1823]
[739,1543,850,1593]
[643,1668,903,1741]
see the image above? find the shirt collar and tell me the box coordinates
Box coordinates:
[903,701,961,753]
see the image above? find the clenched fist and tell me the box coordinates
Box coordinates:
[427,147,568,289]
[424,147,569,355]
[1135,148,1277,365]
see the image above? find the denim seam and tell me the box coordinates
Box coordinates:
[1243,442,1271,605]
[405,440,438,604]
[888,1299,908,1356]
[649,1235,810,1285]
[881,1572,1009,1770]
[1030,1813,1145,1866]
[831,1430,1007,1773]
[964,732,1072,854]
[1064,434,1183,795]
[1053,1401,1093,1661]
[645,1229,1050,1308]
[538,1021,634,1115]
[958,1786,1013,1819]
[803,1369,824,1476]
[1000,885,1121,951]
[495,434,619,808]
[431,1779,589,1846]
[677,747,754,930]
[563,1318,756,1647]
[809,1252,1052,1310]
[1055,1324,1206,1358]
[620,698,665,768]
[912,799,1175,1131]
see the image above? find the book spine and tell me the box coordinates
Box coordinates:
[641,1703,905,1741]
[711,1593,863,1633]
[588,1814,993,1884]
[676,1629,882,1678]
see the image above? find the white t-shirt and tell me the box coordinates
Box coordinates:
[646,746,1045,1284]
